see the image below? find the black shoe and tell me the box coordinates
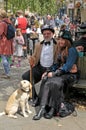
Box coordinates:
[32,97,39,107]
[44,107,54,119]
[33,106,45,120]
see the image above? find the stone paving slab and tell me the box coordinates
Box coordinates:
[0,58,86,130]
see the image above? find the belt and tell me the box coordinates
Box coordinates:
[39,64,51,71]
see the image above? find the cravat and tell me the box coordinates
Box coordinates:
[44,41,51,45]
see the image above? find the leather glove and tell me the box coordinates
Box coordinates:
[52,69,64,76]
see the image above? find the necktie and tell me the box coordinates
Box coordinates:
[44,41,51,45]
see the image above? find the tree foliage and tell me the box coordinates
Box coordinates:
[5,0,59,15]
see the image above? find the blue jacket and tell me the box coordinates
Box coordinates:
[51,47,78,73]
[61,47,78,72]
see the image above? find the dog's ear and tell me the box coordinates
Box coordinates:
[29,83,32,99]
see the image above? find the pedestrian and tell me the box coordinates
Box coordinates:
[22,25,58,106]
[27,23,39,53]
[11,28,24,67]
[10,13,16,26]
[15,10,28,57]
[33,30,79,120]
[74,22,86,52]
[60,24,67,31]
[0,9,14,79]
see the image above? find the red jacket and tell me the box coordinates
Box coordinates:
[17,17,28,34]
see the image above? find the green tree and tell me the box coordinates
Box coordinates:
[5,0,59,15]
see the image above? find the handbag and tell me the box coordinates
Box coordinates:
[30,33,38,39]
[58,102,77,117]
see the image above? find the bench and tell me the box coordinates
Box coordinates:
[65,55,86,98]
[73,79,86,89]
[73,55,86,89]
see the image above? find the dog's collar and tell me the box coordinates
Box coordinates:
[21,88,30,93]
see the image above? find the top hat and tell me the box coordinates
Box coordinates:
[59,30,73,44]
[41,25,55,34]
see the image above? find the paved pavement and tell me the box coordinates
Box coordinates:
[0,58,86,130]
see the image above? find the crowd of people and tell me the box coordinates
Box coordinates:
[0,9,86,120]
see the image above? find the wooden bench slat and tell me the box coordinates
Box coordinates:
[73,80,86,89]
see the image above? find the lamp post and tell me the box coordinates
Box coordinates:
[67,0,74,23]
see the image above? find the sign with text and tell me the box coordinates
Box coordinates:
[68,3,74,9]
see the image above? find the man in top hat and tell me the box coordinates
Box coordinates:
[22,25,58,106]
[74,22,86,52]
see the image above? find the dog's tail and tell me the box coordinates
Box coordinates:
[0,111,5,116]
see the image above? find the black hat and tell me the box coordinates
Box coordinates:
[77,23,86,34]
[74,37,86,48]
[59,30,73,44]
[41,25,55,34]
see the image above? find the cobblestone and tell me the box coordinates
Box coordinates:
[0,58,86,130]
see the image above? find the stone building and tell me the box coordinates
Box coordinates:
[67,0,86,23]
[80,0,86,22]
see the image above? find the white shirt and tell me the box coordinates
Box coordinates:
[40,40,54,67]
[15,15,23,26]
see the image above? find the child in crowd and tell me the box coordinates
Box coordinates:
[11,28,24,67]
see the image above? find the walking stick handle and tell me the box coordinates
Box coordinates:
[30,65,32,84]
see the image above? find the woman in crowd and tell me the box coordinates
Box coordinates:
[0,9,14,79]
[33,30,79,120]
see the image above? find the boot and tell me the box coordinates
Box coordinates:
[17,60,21,67]
[32,106,45,120]
[10,60,14,67]
[44,107,54,119]
[32,86,39,107]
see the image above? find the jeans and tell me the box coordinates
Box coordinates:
[1,55,10,75]
[29,38,39,53]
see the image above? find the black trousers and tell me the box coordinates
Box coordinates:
[23,33,28,57]
[38,73,78,112]
[22,63,50,100]
[38,77,64,110]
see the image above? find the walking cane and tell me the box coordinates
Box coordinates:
[29,49,33,86]
[29,48,37,102]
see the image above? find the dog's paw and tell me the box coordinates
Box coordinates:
[28,110,32,114]
[23,114,29,117]
[8,114,18,119]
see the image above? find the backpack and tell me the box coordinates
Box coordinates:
[3,21,15,40]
